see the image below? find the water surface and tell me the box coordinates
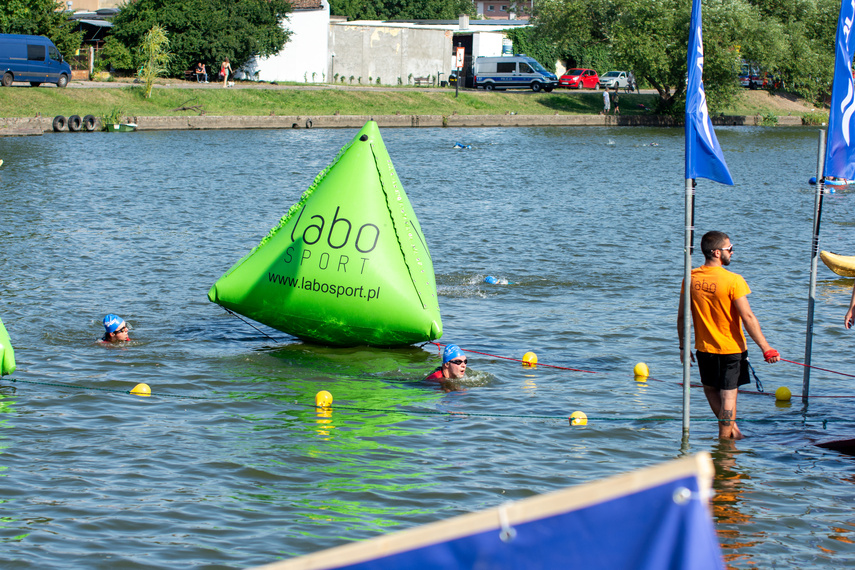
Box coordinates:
[0,125,854,568]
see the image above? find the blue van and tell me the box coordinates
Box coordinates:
[0,34,72,88]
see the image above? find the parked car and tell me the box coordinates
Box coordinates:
[0,33,71,88]
[558,68,599,89]
[598,70,629,89]
[739,68,768,90]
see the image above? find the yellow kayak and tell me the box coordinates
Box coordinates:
[820,251,855,277]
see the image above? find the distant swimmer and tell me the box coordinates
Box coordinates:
[425,344,467,381]
[100,314,130,343]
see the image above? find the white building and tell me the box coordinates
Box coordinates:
[239,0,330,83]
[240,5,533,86]
[328,17,530,87]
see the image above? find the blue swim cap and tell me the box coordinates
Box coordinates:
[442,344,465,363]
[103,314,126,333]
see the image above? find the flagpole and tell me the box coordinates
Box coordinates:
[803,129,826,403]
[682,179,694,435]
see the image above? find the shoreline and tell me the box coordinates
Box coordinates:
[0,112,805,136]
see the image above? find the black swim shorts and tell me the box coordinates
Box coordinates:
[696,351,749,390]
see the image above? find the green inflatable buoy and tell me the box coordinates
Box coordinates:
[209,121,442,346]
[0,318,16,376]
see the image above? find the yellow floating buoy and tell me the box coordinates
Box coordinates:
[130,383,151,397]
[315,390,333,408]
[522,351,538,367]
[775,386,791,402]
[569,411,588,426]
[633,362,649,378]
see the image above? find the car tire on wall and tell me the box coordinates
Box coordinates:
[52,115,66,131]
[68,115,82,132]
[83,115,97,131]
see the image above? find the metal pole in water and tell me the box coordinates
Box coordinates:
[682,178,694,435]
[803,129,826,403]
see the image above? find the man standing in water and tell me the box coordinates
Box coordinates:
[425,344,467,381]
[677,231,780,439]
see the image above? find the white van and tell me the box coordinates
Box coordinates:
[474,55,557,92]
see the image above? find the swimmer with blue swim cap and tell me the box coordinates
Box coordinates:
[101,314,130,343]
[425,344,468,381]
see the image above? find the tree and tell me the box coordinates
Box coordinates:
[109,0,292,77]
[328,0,476,21]
[533,0,841,109]
[0,0,83,59]
[139,25,170,98]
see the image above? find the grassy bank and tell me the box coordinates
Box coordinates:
[0,83,655,119]
[0,82,822,120]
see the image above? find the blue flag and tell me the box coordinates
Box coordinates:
[824,0,855,180]
[685,0,734,185]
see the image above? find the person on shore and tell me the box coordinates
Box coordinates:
[602,90,610,115]
[220,58,232,88]
[195,62,208,83]
[425,344,468,381]
[612,92,620,115]
[677,231,779,439]
[100,314,130,344]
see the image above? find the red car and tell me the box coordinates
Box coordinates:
[558,68,599,89]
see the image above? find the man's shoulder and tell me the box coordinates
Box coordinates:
[693,265,742,277]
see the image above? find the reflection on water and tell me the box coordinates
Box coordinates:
[710,441,763,568]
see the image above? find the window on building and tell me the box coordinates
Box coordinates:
[487,5,494,10]
[501,5,507,10]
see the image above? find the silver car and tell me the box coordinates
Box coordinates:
[598,70,629,89]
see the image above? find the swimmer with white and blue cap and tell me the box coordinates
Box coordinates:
[101,314,130,343]
[425,344,468,381]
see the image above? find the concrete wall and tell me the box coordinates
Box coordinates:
[330,24,453,86]
[241,3,330,83]
[0,114,806,136]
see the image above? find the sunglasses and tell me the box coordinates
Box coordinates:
[719,245,734,253]
[449,358,468,365]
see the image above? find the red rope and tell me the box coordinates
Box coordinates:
[781,358,855,379]
[429,342,599,374]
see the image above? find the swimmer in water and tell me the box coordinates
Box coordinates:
[425,344,467,381]
[100,314,130,343]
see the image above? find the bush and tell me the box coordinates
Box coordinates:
[97,37,135,73]
[802,111,828,126]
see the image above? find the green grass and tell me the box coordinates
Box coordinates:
[0,82,816,119]
[0,83,662,119]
